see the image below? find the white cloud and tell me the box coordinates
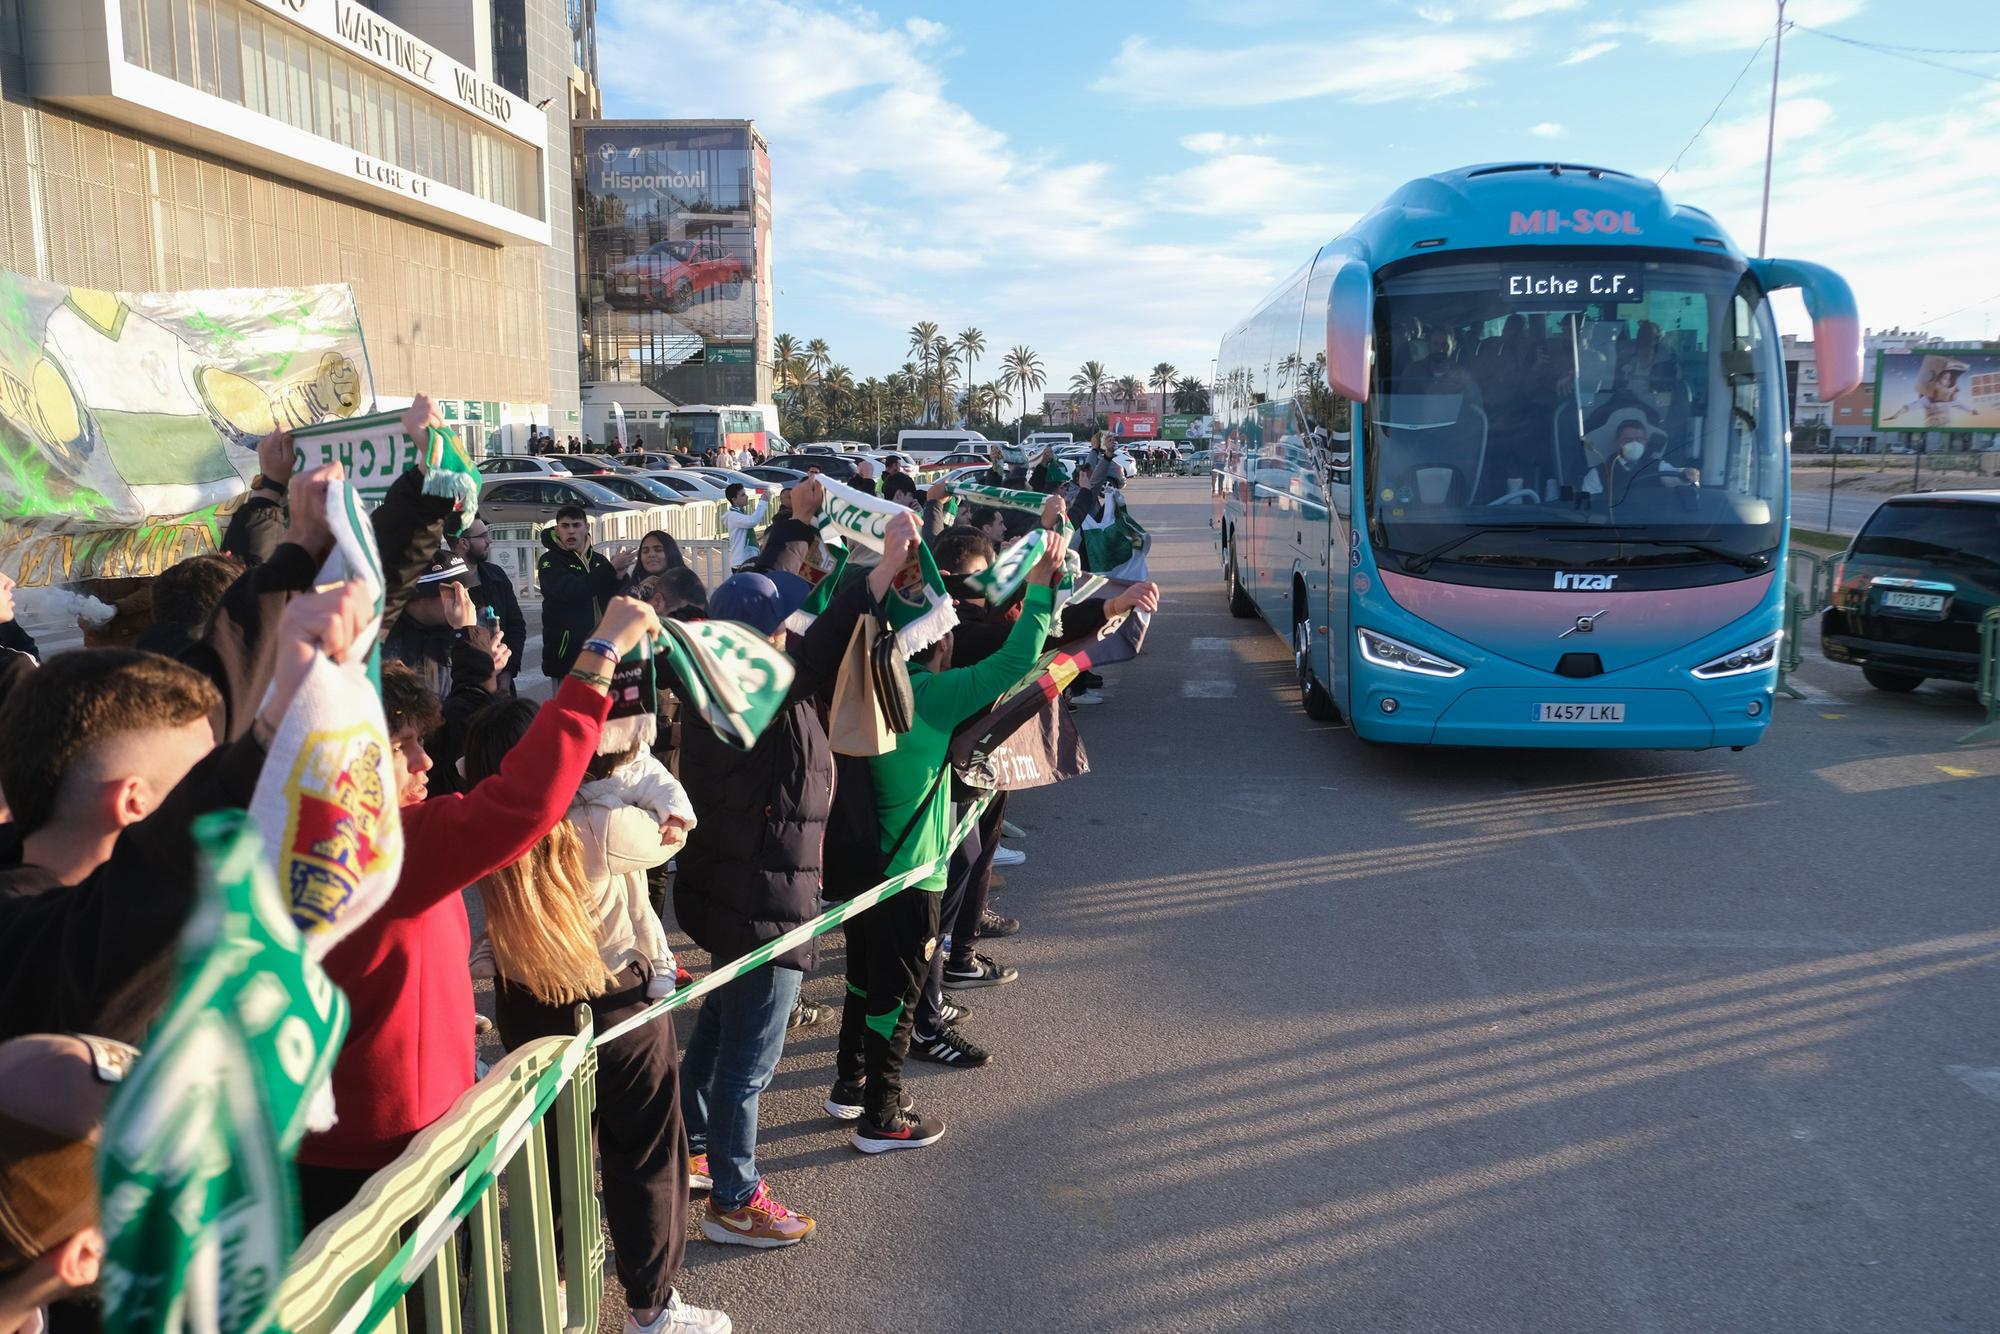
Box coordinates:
[1529,122,1568,139]
[1636,0,1866,49]
[1418,0,1586,19]
[1560,39,1618,64]
[1180,132,1274,156]
[1093,31,1527,107]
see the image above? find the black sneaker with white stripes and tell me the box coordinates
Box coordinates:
[942,952,1018,988]
[939,994,974,1025]
[910,1025,991,1068]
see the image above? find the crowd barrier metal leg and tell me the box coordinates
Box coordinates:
[1960,607,2000,746]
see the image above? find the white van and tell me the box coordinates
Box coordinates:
[1021,431,1074,451]
[895,428,989,458]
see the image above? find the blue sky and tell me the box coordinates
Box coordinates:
[598,0,2000,397]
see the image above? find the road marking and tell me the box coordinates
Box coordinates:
[1782,681,1834,703]
[1937,765,1979,778]
[1181,680,1236,698]
[1945,1066,2000,1104]
[1819,712,1845,720]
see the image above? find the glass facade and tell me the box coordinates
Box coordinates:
[120,0,542,219]
[577,122,769,404]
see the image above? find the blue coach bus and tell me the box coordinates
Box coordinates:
[1213,162,1863,749]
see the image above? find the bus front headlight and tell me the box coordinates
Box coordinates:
[1357,628,1465,678]
[1691,632,1781,679]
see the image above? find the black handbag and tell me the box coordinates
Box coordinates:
[871,625,915,733]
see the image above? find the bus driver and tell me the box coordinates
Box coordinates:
[1579,409,1699,505]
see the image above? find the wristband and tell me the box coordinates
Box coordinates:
[581,636,619,660]
[569,669,613,689]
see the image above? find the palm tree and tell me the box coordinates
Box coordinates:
[955,328,986,426]
[907,322,940,422]
[1113,374,1145,413]
[857,376,886,444]
[1150,362,1177,418]
[1070,360,1110,429]
[1173,375,1209,413]
[821,364,855,423]
[1002,345,1045,443]
[773,333,801,392]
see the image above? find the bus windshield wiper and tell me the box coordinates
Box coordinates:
[1549,536,1771,572]
[1402,524,1587,574]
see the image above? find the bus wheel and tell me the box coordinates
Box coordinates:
[1227,550,1256,618]
[1295,619,1339,721]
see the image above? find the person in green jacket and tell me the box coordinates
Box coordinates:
[834,529,1069,1153]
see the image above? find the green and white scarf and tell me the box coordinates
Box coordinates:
[98,811,350,1334]
[962,527,1048,606]
[784,545,853,635]
[658,617,797,750]
[808,477,957,655]
[948,481,1050,518]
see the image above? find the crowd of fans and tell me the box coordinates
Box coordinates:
[0,418,1156,1334]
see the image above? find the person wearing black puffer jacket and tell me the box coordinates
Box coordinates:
[671,488,917,1249]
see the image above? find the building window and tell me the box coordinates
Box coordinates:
[120,0,542,219]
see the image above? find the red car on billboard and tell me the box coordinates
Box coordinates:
[1109,412,1159,439]
[606,239,748,309]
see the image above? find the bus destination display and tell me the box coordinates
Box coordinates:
[1501,269,1644,303]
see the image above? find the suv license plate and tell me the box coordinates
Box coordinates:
[1880,591,1945,612]
[1537,703,1626,723]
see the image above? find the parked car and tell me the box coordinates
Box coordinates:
[604,238,747,309]
[920,450,997,472]
[895,429,990,457]
[744,465,809,487]
[478,476,641,524]
[585,472,708,507]
[477,455,572,478]
[800,441,871,455]
[764,452,863,481]
[681,467,783,500]
[543,453,631,476]
[629,471,728,502]
[1821,492,2000,691]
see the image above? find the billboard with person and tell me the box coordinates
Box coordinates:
[1873,349,2000,432]
[1108,412,1159,439]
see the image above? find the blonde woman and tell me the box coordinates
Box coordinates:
[465,700,724,1334]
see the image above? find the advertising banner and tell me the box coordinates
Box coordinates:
[1108,412,1159,439]
[1873,349,2000,432]
[0,273,371,585]
[1162,414,1215,441]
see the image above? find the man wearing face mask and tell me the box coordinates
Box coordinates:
[1580,409,1698,505]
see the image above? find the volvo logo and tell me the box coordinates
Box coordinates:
[1559,610,1608,639]
[1554,571,1617,590]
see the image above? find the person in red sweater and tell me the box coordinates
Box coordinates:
[296,596,660,1217]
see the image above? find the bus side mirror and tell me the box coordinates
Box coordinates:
[1323,256,1374,404]
[1750,257,1863,400]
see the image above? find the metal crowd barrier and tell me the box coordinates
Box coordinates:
[485,502,731,603]
[1778,549,1832,701]
[1961,607,2000,746]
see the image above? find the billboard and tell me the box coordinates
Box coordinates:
[1108,412,1159,439]
[1873,349,2000,432]
[0,273,370,585]
[1162,414,1215,442]
[579,123,767,403]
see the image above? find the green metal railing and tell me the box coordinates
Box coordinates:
[1779,549,1833,700]
[1960,607,2000,746]
[277,797,992,1334]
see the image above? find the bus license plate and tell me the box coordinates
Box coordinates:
[1537,703,1625,723]
[1880,591,1945,613]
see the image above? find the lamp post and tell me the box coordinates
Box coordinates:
[1756,0,1787,258]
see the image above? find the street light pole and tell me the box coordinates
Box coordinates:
[1756,0,1787,258]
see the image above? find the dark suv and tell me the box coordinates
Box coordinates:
[1821,492,2000,691]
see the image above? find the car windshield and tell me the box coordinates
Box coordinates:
[1363,250,1786,573]
[569,479,627,506]
[1854,502,2000,567]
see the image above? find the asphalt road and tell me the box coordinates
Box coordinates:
[638,478,2000,1334]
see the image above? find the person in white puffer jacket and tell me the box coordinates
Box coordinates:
[573,745,697,999]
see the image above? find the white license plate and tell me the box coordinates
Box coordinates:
[1880,591,1945,612]
[1537,703,1626,723]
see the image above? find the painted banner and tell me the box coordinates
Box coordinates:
[1108,412,1159,439]
[0,272,371,585]
[1873,350,2000,432]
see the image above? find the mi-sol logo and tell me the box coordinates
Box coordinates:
[1554,571,1618,590]
[1509,208,1644,236]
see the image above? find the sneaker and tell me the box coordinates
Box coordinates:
[1001,819,1027,840]
[910,1026,991,1068]
[787,998,826,1031]
[852,1110,946,1154]
[688,1152,712,1192]
[1077,669,1105,689]
[646,968,676,1000]
[823,1083,915,1121]
[1067,688,1105,706]
[939,994,975,1025]
[990,845,1027,867]
[943,952,1019,988]
[974,909,1021,939]
[473,1013,494,1037]
[702,1180,815,1249]
[626,1290,731,1334]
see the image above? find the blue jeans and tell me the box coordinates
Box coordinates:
[679,963,802,1210]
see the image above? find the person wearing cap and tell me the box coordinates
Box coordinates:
[384,549,484,699]
[672,487,918,1250]
[453,519,527,694]
[0,1033,136,1334]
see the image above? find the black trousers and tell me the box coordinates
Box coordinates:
[837,886,942,1126]
[914,809,979,1037]
[495,964,686,1311]
[951,793,1009,969]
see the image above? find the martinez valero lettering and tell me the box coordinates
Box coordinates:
[334,0,436,83]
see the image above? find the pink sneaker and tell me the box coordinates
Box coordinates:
[701,1180,815,1249]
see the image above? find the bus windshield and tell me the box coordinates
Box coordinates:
[1365,250,1785,576]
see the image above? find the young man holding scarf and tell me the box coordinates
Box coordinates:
[834,529,1069,1151]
